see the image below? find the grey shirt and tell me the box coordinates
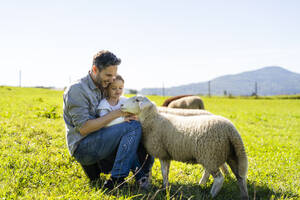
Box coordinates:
[63,73,103,155]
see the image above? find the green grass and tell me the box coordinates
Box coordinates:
[0,86,299,199]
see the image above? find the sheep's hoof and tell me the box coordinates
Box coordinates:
[199,170,210,185]
[210,174,224,198]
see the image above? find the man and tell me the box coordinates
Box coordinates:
[63,50,153,190]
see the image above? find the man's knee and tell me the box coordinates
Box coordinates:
[128,120,142,134]
[132,121,142,140]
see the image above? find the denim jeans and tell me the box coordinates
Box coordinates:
[73,120,153,179]
[129,143,154,181]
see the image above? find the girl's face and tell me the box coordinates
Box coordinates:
[108,79,124,99]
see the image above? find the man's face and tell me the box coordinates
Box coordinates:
[94,65,118,88]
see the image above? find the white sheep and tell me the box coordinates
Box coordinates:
[157,106,230,184]
[157,106,212,116]
[121,96,249,199]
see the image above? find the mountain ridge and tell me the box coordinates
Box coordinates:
[140,66,300,96]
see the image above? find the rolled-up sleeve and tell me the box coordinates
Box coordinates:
[65,86,92,131]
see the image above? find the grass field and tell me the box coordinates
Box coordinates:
[0,86,299,200]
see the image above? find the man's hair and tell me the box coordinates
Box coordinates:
[93,50,121,71]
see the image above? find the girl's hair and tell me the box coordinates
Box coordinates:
[104,74,124,97]
[115,74,124,83]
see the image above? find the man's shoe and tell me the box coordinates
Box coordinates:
[137,176,151,190]
[80,163,101,181]
[103,177,126,190]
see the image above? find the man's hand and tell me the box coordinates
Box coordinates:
[122,112,138,122]
[79,109,134,136]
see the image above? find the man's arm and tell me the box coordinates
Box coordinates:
[65,86,126,136]
[65,86,134,136]
[79,109,124,136]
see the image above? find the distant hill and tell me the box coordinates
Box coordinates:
[140,66,300,96]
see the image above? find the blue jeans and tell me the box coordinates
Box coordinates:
[73,121,152,179]
[129,143,154,181]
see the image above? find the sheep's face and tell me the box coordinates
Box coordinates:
[121,95,153,114]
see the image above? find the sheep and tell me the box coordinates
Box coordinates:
[157,106,212,116]
[162,95,205,109]
[162,95,193,107]
[121,96,249,199]
[157,106,229,184]
[161,96,229,182]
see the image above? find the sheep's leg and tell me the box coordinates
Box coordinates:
[159,159,170,188]
[199,163,229,186]
[220,163,229,175]
[199,169,210,185]
[210,170,224,198]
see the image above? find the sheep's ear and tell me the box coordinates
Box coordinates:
[139,101,146,110]
[139,98,152,110]
[138,102,143,109]
[136,95,144,101]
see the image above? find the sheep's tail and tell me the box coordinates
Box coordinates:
[227,124,249,199]
[227,125,248,178]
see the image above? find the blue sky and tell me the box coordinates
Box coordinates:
[0,0,299,90]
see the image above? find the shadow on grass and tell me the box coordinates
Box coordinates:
[88,177,299,200]
[165,177,299,200]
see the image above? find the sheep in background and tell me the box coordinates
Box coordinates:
[162,95,193,107]
[121,96,249,199]
[162,95,205,110]
[158,106,212,116]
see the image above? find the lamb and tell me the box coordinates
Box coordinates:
[121,96,249,199]
[162,95,205,109]
[161,95,229,182]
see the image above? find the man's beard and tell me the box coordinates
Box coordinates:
[94,75,102,87]
[89,71,103,89]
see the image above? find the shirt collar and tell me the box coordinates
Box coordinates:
[87,72,98,91]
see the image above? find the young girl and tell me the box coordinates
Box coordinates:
[97,75,130,127]
[97,75,152,189]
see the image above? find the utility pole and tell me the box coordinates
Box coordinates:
[19,70,22,87]
[255,81,258,96]
[208,80,211,97]
[162,82,165,97]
